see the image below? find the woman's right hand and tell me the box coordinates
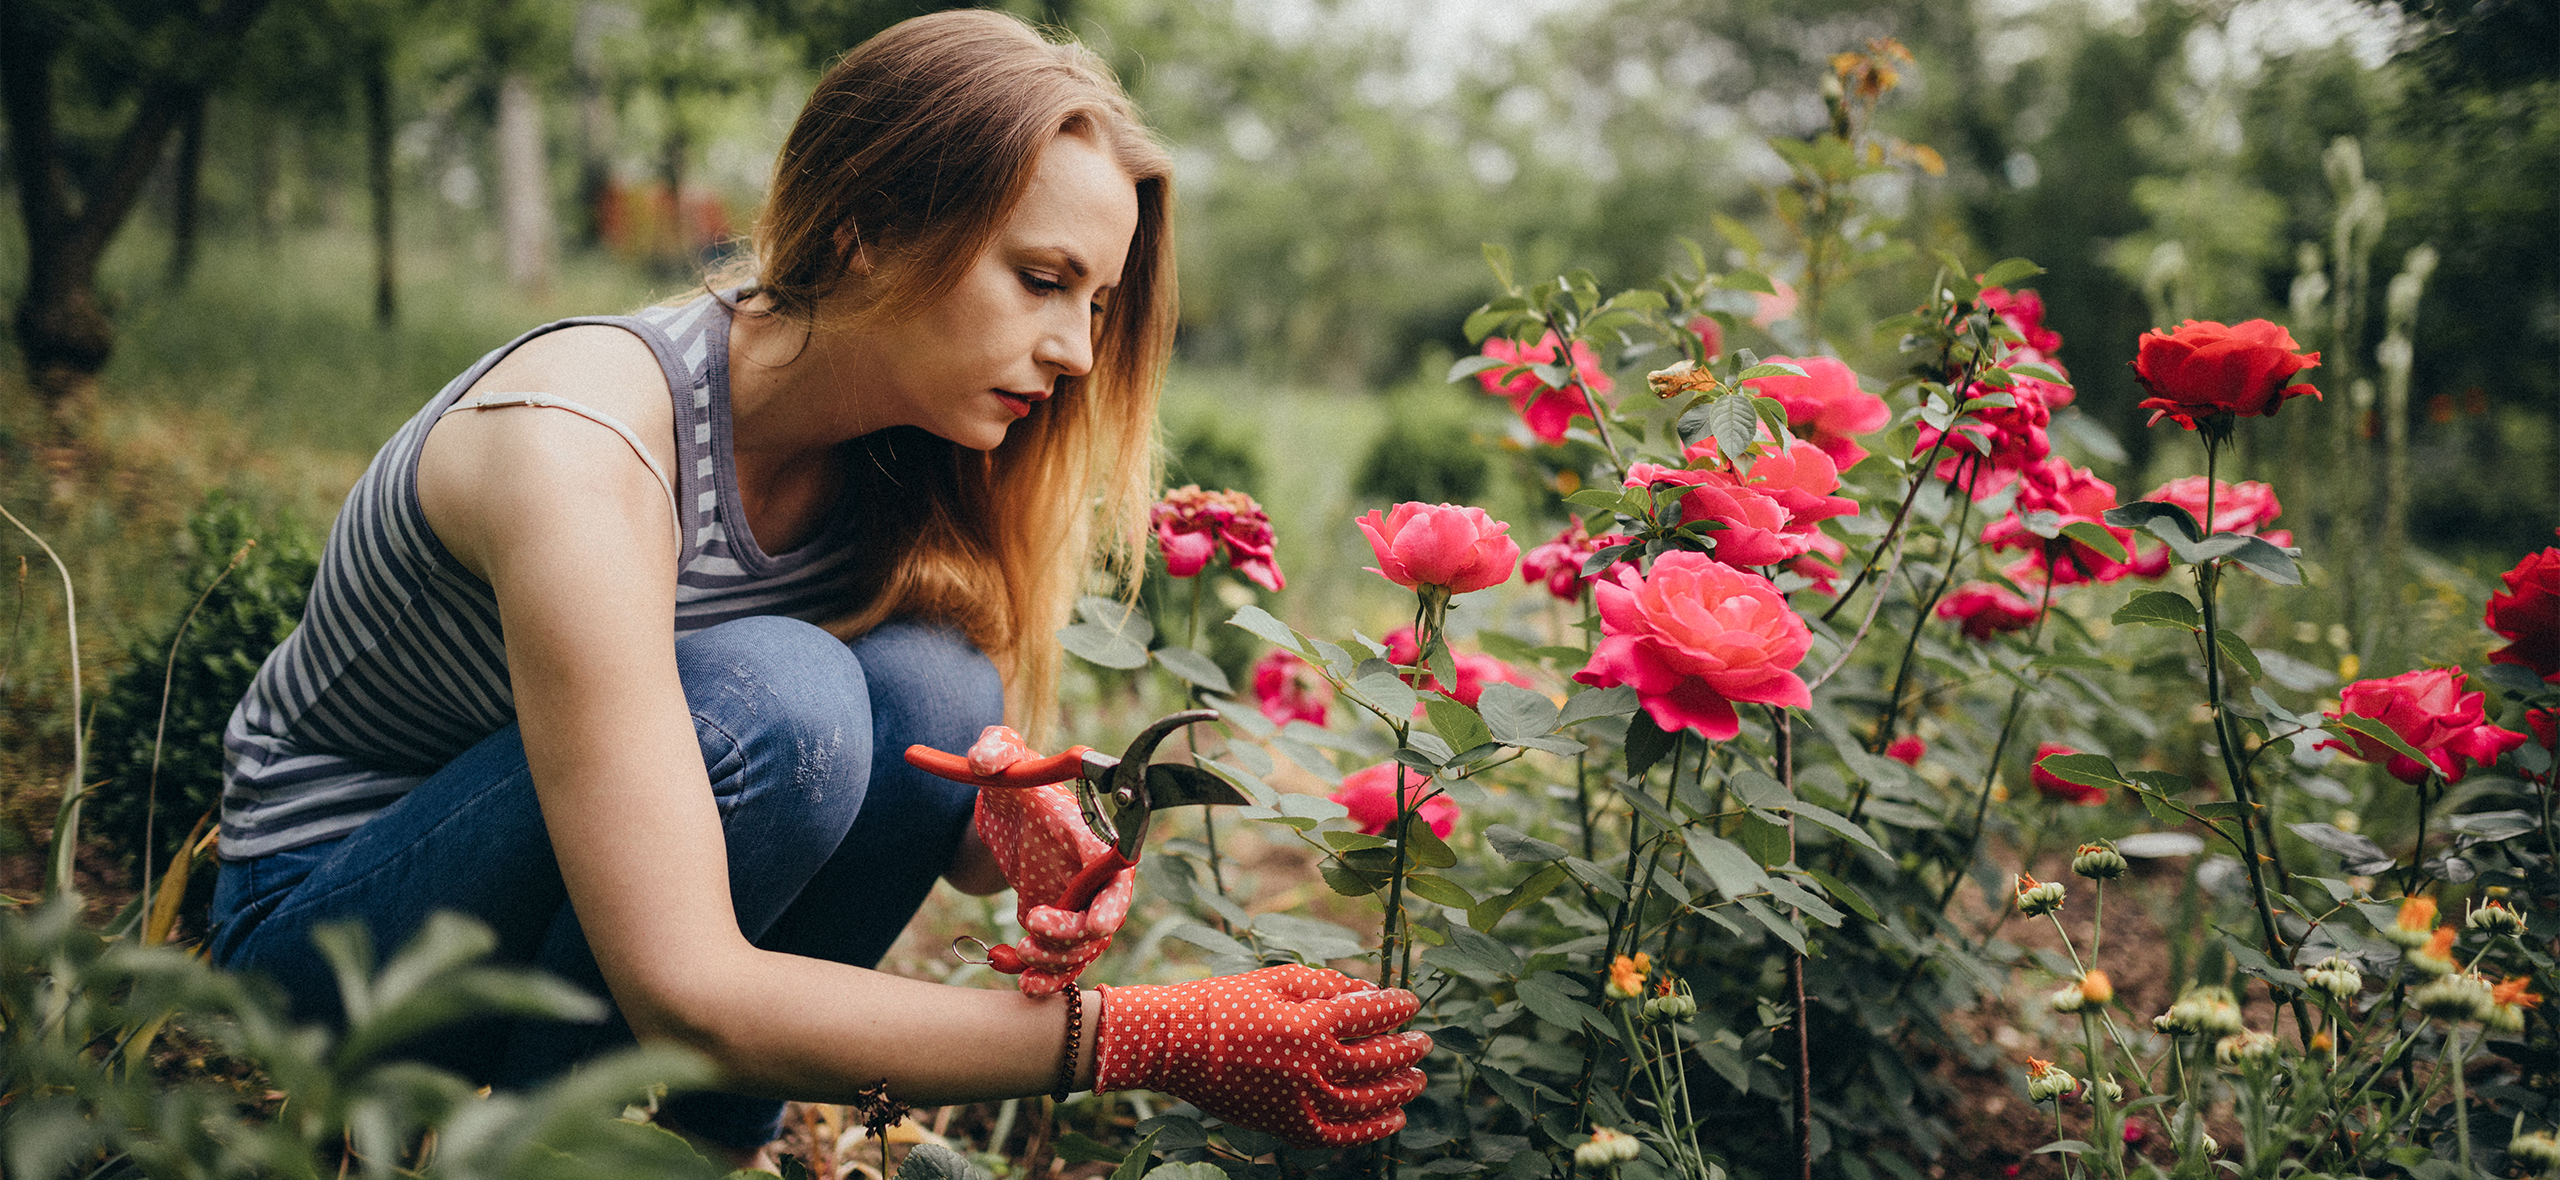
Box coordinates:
[965,726,1136,996]
[1095,965,1432,1148]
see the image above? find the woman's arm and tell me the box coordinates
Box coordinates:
[417,327,1092,1104]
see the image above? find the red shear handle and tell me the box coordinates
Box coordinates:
[904,743,1094,788]
[1057,848,1136,913]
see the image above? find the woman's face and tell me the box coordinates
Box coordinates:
[859,131,1140,452]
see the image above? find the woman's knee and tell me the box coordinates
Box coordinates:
[676,616,873,812]
[847,618,1003,748]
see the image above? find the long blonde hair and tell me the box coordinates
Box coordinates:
[738,10,1172,737]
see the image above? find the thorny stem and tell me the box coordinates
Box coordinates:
[1380,762,1414,990]
[1819,318,1990,625]
[2193,438,2313,1044]
[1934,571,2056,912]
[1864,456,1983,768]
[1772,708,1811,1180]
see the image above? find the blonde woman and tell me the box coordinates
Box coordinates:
[208,10,1425,1159]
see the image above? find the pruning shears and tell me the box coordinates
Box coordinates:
[903,708,1245,915]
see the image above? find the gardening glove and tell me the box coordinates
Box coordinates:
[1095,964,1433,1149]
[966,725,1136,998]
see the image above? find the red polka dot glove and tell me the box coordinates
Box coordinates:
[1095,964,1433,1149]
[965,726,1135,998]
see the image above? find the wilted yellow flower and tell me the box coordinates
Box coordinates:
[1606,953,1652,1000]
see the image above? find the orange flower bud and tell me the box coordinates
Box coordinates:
[2080,970,2114,1005]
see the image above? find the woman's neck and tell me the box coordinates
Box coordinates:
[726,295,870,554]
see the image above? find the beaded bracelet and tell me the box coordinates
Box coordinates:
[1054,980,1084,1101]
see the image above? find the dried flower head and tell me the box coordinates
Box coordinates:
[2508,1130,2560,1174]
[2049,982,2086,1014]
[2024,1057,2076,1103]
[2304,956,2364,1001]
[2072,842,2128,880]
[2158,985,2245,1038]
[2015,872,2066,917]
[2468,900,2526,937]
[2215,1030,2277,1068]
[1606,953,1652,1001]
[1575,1128,1641,1167]
[2414,972,2495,1023]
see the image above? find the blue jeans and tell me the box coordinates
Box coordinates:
[208,616,999,1150]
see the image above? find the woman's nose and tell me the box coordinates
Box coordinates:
[1036,307,1096,378]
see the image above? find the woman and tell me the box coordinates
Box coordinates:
[208,10,1426,1158]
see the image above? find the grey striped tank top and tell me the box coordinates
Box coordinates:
[219,292,865,859]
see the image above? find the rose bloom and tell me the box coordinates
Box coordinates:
[1520,516,1632,601]
[1356,502,1520,594]
[1252,649,1333,727]
[1981,459,2150,585]
[2316,667,2528,784]
[1330,762,1456,839]
[1981,286,2062,354]
[1574,552,1812,740]
[2485,539,2560,682]
[1885,734,1927,766]
[2030,743,2108,805]
[2145,476,2291,546]
[1938,582,2041,641]
[1627,439,1858,569]
[1476,331,1614,444]
[1741,355,1891,472]
[1152,485,1286,591]
[1785,531,1848,598]
[2133,319,2322,429]
[1912,360,2062,499]
[1383,627,1534,709]
[1686,314,1724,362]
[1751,280,1799,330]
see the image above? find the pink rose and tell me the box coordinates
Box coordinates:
[1519,517,1632,602]
[1356,502,1520,595]
[2133,319,2322,429]
[1913,359,2061,499]
[1937,582,2041,641]
[1573,552,1812,740]
[1476,331,1613,444]
[1331,762,1456,839]
[1252,650,1333,727]
[1981,286,2062,354]
[1627,439,1857,570]
[2145,476,2288,541]
[1153,486,1286,592]
[1382,628,1534,709]
[1751,280,1799,330]
[2315,668,2529,785]
[1685,315,1725,362]
[1980,459,2148,586]
[2486,538,2560,682]
[2030,743,2108,805]
[1885,735,1926,766]
[1742,355,1891,472]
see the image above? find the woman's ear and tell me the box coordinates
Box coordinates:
[833,221,874,276]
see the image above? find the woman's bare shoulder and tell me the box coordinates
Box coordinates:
[460,323,675,433]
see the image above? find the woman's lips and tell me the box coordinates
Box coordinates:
[995,390,1037,418]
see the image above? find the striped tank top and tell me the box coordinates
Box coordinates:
[219,292,864,859]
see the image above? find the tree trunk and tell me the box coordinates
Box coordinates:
[1,0,276,444]
[660,76,689,275]
[364,40,397,325]
[168,93,210,288]
[495,71,554,293]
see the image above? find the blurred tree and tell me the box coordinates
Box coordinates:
[0,0,281,439]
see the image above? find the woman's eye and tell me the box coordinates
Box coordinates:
[1020,271,1066,295]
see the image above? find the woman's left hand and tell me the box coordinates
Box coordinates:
[967,727,1135,996]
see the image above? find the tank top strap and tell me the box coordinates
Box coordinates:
[438,392,684,554]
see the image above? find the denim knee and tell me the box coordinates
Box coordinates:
[677,616,873,816]
[847,618,1004,748]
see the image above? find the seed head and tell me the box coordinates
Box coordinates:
[2304,956,2363,1001]
[2025,1057,2076,1103]
[2080,970,2114,1005]
[1575,1128,1642,1168]
[2072,842,2128,880]
[2413,972,2495,1023]
[2158,985,2244,1038]
[2408,926,2459,977]
[2215,1030,2277,1068]
[2015,872,2066,917]
[2468,900,2526,937]
[2049,982,2086,1013]
[2508,1130,2560,1174]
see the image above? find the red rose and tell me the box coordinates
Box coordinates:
[1573,552,1811,740]
[1686,314,1724,362]
[1519,516,1632,602]
[1981,286,2062,355]
[1885,735,1927,766]
[1476,331,1613,444]
[2144,476,2290,545]
[1252,650,1333,728]
[1331,762,1457,838]
[1153,485,1286,592]
[1742,355,1891,473]
[2030,743,2108,805]
[2486,540,2560,682]
[1938,582,2041,641]
[2133,319,2321,429]
[2314,668,2529,785]
[1356,502,1520,595]
[1912,357,2064,499]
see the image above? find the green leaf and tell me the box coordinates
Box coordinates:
[2030,1141,2090,1157]
[1059,622,1149,670]
[1625,710,1675,778]
[1736,897,1808,954]
[1353,665,1420,720]
[1728,769,1790,810]
[1559,685,1638,726]
[2059,521,2127,563]
[1759,875,1843,926]
[2112,590,2202,631]
[1980,257,2046,289]
[1710,213,1763,258]
[1479,683,1561,744]
[1611,779,1679,830]
[1321,859,1386,897]
[1470,863,1568,932]
[1732,362,1811,382]
[2212,631,2264,681]
[2327,713,2433,769]
[1485,824,1569,863]
[1737,812,1790,867]
[1406,874,1478,910]
[1798,866,1881,922]
[1399,813,1461,868]
[2221,535,2302,585]
[1053,1134,1126,1166]
[1424,698,1493,753]
[1706,394,1763,465]
[1108,1133,1163,1180]
[2035,752,2131,790]
[1782,800,1884,856]
[1077,595,1154,645]
[1447,354,1507,383]
[1225,606,1305,654]
[2103,500,2202,543]
[1516,974,1611,1035]
[1685,830,1772,899]
[1152,645,1232,694]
